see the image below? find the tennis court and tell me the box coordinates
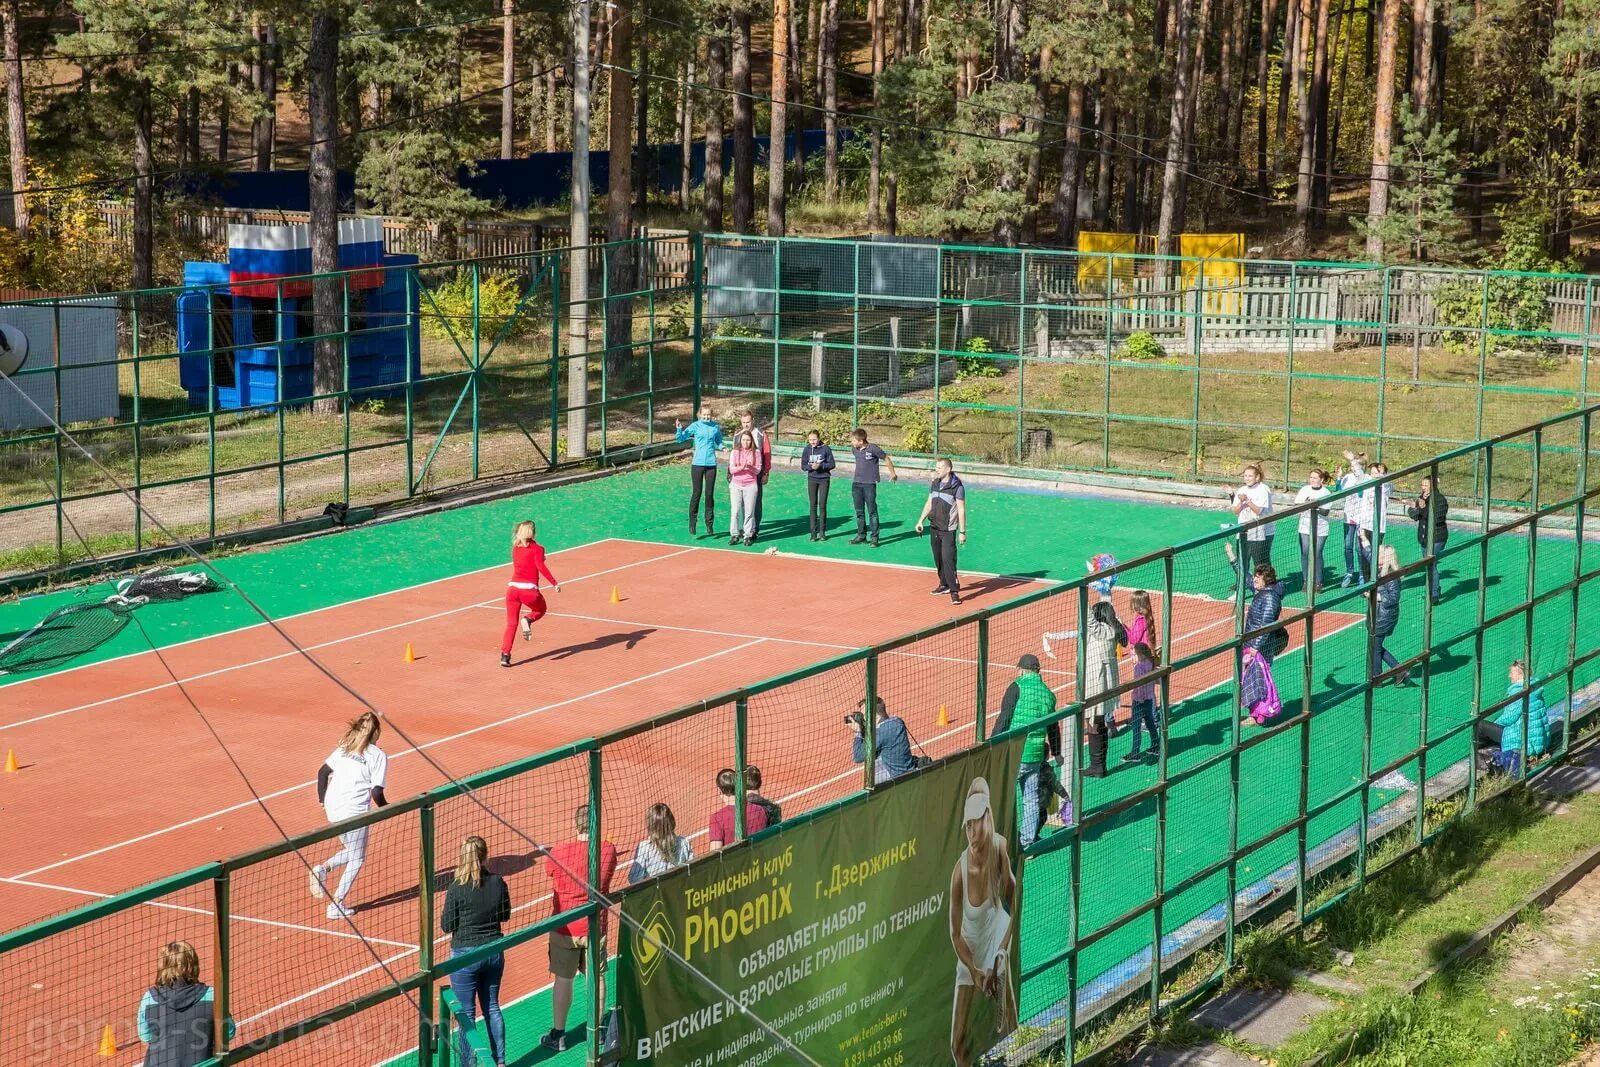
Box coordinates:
[0,459,1591,1066]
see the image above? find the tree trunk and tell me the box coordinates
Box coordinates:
[1095,94,1115,227]
[545,61,559,152]
[1215,0,1237,167]
[1054,82,1087,243]
[1364,0,1402,260]
[1255,0,1277,198]
[730,13,754,233]
[790,0,807,180]
[218,69,233,164]
[808,0,823,96]
[1310,0,1335,222]
[1156,0,1197,256]
[635,10,649,217]
[703,31,726,231]
[1410,0,1434,124]
[501,0,516,158]
[3,0,29,238]
[132,75,153,292]
[1468,0,1483,238]
[823,0,840,205]
[1276,0,1298,152]
[768,0,791,234]
[867,0,883,231]
[1294,0,1319,243]
[569,0,593,458]
[607,0,634,369]
[1022,46,1049,243]
[680,59,695,209]
[187,88,201,167]
[306,10,341,417]
[253,23,277,172]
[1178,0,1212,225]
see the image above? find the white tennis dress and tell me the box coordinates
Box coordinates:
[954,841,1009,988]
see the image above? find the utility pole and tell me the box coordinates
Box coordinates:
[568,0,592,460]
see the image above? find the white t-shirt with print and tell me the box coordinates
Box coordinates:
[324,745,388,821]
[1234,482,1274,541]
[1295,484,1332,537]
[1338,468,1369,525]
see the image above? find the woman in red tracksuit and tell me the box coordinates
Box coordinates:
[502,520,560,667]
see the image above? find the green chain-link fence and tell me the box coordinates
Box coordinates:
[3,401,1598,1066]
[0,234,698,585]
[703,236,1600,495]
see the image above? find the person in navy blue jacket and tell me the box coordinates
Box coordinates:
[800,429,837,540]
[137,941,234,1067]
[675,405,724,536]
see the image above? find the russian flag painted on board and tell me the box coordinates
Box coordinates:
[227,218,385,297]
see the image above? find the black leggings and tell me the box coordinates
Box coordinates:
[689,464,717,526]
[808,478,830,536]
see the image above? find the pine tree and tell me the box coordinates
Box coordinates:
[1352,95,1461,263]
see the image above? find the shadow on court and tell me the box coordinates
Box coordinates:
[526,629,656,662]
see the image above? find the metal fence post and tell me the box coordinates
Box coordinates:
[551,255,563,464]
[471,263,482,481]
[735,697,750,839]
[863,654,879,790]
[212,872,231,1057]
[1376,268,1391,464]
[586,747,604,1067]
[974,617,990,743]
[418,801,437,1065]
[691,232,704,414]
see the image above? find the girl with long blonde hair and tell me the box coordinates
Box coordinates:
[628,803,694,883]
[309,711,389,920]
[500,518,560,667]
[441,835,512,1067]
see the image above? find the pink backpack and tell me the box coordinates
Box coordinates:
[1244,648,1283,725]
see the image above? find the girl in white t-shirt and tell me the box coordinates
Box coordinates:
[1226,464,1275,601]
[1294,468,1334,592]
[1336,451,1370,587]
[309,712,389,921]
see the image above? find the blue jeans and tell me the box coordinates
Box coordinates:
[1370,637,1399,678]
[1018,763,1045,849]
[1342,524,1361,575]
[1235,535,1274,597]
[1299,531,1326,591]
[1491,749,1521,777]
[1129,699,1160,755]
[450,952,506,1065]
[1426,538,1447,601]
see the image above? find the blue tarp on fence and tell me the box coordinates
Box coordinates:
[179,128,841,213]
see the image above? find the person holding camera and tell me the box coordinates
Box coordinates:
[1406,476,1449,605]
[848,697,918,783]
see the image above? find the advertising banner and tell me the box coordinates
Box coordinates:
[618,739,1024,1067]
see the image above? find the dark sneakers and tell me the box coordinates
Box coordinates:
[540,1028,568,1052]
[850,535,867,544]
[500,653,510,668]
[931,585,949,595]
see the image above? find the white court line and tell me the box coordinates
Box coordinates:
[8,638,768,881]
[254,606,1339,1036]
[0,546,696,734]
[0,538,627,693]
[243,948,420,1029]
[0,875,419,950]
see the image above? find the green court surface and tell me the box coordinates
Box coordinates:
[4,461,1591,1065]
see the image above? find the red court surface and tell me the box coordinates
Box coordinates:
[0,539,1358,1064]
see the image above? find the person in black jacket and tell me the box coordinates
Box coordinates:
[1371,545,1409,685]
[442,835,512,1067]
[1243,564,1288,661]
[1406,477,1449,605]
[799,429,837,540]
[137,941,234,1067]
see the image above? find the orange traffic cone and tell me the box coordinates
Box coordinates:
[3,749,16,774]
[937,704,950,727]
[404,643,415,664]
[610,586,621,604]
[98,1024,117,1057]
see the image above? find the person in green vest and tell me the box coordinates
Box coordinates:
[1000,655,1058,849]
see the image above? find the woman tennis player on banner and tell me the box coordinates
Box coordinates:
[950,777,1018,1066]
[501,520,560,668]
[309,712,389,921]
